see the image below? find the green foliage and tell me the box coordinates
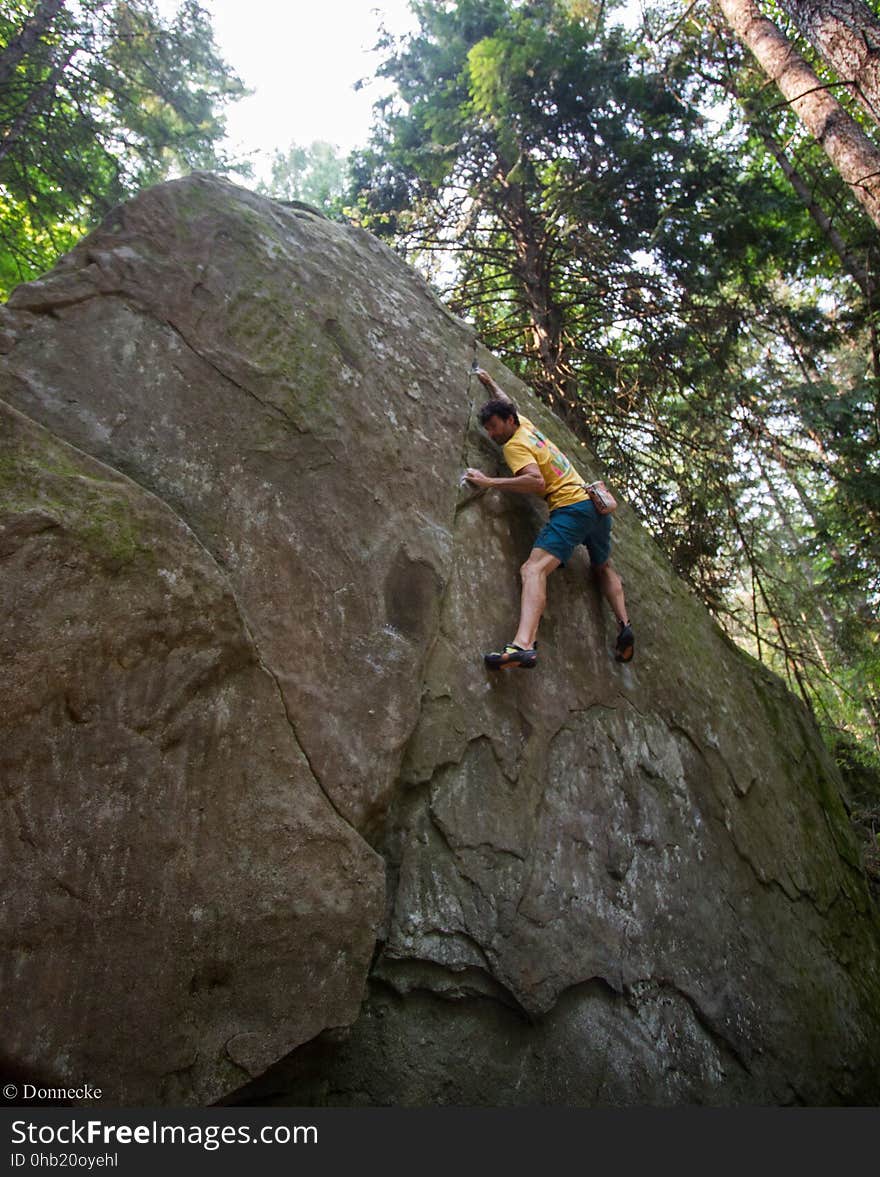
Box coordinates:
[352,0,731,388]
[257,140,349,216]
[0,0,246,296]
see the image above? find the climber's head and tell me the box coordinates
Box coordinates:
[478,399,519,443]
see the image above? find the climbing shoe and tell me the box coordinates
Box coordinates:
[615,622,635,663]
[484,643,537,670]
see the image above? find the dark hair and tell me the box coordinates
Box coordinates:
[478,399,519,426]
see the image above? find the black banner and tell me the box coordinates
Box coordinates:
[1,1106,878,1176]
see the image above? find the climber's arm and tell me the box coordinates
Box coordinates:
[464,463,545,495]
[474,368,512,403]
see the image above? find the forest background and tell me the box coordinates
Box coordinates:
[1,0,878,880]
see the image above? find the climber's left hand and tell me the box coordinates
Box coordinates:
[464,468,493,488]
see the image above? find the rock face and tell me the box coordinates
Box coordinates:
[1,174,879,1105]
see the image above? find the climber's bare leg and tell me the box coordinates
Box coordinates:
[512,548,560,650]
[594,558,634,661]
[593,559,628,626]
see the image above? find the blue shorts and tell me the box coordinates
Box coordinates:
[533,499,611,567]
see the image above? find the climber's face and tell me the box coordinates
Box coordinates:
[482,414,518,444]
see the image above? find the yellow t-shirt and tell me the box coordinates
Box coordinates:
[502,415,588,511]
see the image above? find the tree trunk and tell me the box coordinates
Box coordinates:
[714,60,880,374]
[0,52,72,166]
[716,0,880,232]
[0,0,65,94]
[754,118,873,290]
[756,118,880,378]
[780,0,880,126]
[495,167,572,408]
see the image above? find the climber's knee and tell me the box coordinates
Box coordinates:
[520,548,560,582]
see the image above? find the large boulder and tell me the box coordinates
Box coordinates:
[0,399,383,1105]
[1,173,878,1105]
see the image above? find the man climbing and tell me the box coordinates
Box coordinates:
[464,368,634,669]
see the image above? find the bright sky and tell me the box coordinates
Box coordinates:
[159,0,421,181]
